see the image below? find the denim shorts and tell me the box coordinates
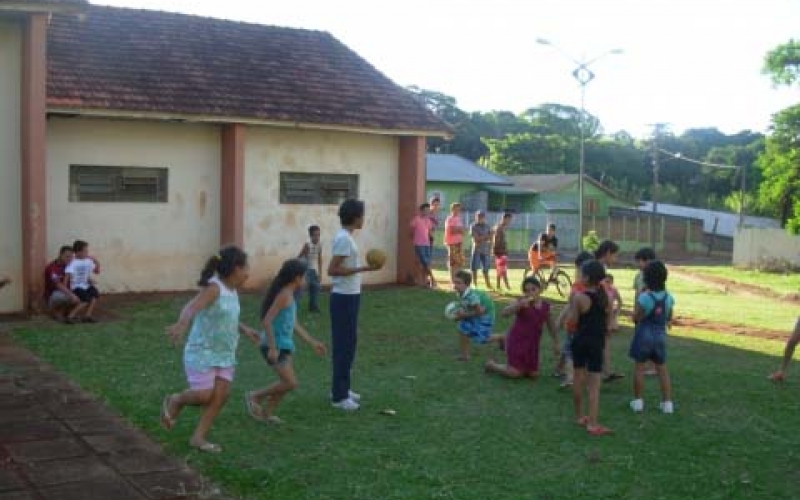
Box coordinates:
[259,345,293,367]
[458,317,494,344]
[414,245,432,267]
[471,252,490,273]
[629,323,667,364]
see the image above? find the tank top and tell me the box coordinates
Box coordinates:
[260,299,297,352]
[640,292,669,333]
[306,241,321,273]
[184,276,241,371]
[576,290,607,338]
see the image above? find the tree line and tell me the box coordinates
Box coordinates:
[409,39,800,232]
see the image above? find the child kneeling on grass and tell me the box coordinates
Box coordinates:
[629,260,675,414]
[566,259,612,436]
[245,259,327,424]
[452,269,501,361]
[485,276,558,379]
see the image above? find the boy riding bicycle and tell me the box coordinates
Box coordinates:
[528,223,559,281]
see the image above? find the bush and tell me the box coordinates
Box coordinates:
[582,230,601,252]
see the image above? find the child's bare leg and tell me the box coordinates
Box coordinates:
[774,319,800,377]
[458,334,471,361]
[484,359,523,378]
[586,372,604,428]
[502,275,510,290]
[426,267,437,287]
[67,302,87,320]
[85,298,98,318]
[164,387,214,429]
[190,378,230,447]
[483,271,492,289]
[633,362,646,399]
[572,367,586,421]
[656,363,672,402]
[252,362,297,417]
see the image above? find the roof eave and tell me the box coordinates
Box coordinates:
[46,107,451,138]
[0,1,86,14]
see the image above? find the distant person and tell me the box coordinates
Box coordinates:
[492,213,513,291]
[44,245,83,323]
[629,260,675,414]
[161,246,259,453]
[409,203,436,288]
[485,277,558,379]
[245,259,327,424]
[469,210,493,290]
[566,259,612,436]
[444,203,465,283]
[633,247,658,376]
[65,240,100,323]
[296,225,323,313]
[769,318,800,382]
[527,223,559,280]
[427,196,441,249]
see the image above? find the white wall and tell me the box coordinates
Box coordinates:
[244,127,399,288]
[0,20,23,313]
[47,118,221,292]
[733,227,800,268]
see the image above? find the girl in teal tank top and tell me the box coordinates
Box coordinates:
[161,246,260,453]
[245,259,327,424]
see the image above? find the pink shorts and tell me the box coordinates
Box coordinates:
[185,366,235,390]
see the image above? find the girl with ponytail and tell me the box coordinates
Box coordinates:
[244,258,327,423]
[161,245,259,453]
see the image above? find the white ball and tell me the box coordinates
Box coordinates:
[444,301,463,320]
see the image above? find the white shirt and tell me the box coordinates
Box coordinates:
[331,228,360,295]
[307,241,322,273]
[66,257,96,290]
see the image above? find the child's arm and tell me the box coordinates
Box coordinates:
[166,285,220,343]
[318,246,323,276]
[294,322,327,356]
[501,297,527,317]
[614,289,623,310]
[261,291,290,364]
[545,309,560,357]
[238,323,260,345]
[456,303,485,320]
[328,255,375,276]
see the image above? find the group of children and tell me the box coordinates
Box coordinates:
[448,240,675,436]
[161,199,380,452]
[43,240,101,324]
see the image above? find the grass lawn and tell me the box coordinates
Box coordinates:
[679,265,800,297]
[11,266,800,500]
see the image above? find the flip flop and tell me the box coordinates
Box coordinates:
[160,395,175,430]
[576,416,589,427]
[190,441,222,453]
[586,425,613,436]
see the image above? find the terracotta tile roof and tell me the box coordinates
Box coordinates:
[46,6,450,135]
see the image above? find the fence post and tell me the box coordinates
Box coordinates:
[622,216,627,245]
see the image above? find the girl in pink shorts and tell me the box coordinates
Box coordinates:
[161,246,259,453]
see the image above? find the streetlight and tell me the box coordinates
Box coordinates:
[536,38,623,249]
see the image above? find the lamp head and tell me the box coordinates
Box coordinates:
[536,38,552,46]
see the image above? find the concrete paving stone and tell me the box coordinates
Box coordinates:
[0,421,69,444]
[0,468,26,493]
[63,417,131,436]
[38,476,148,500]
[84,431,161,454]
[0,394,37,410]
[126,469,213,500]
[21,456,116,487]
[0,407,52,425]
[108,449,185,475]
[6,438,89,464]
[35,388,95,408]
[43,401,117,421]
[0,491,38,500]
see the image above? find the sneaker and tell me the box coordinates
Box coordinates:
[331,398,360,411]
[659,401,674,414]
[629,399,644,413]
[348,390,361,402]
[559,379,574,388]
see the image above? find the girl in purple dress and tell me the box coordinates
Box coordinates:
[485,277,558,379]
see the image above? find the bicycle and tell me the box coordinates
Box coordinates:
[523,253,572,298]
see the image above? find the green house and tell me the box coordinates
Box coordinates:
[425,153,512,211]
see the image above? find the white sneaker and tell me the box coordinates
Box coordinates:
[659,401,674,414]
[331,398,360,411]
[630,399,644,413]
[348,390,361,402]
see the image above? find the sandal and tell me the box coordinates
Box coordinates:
[603,373,625,383]
[160,395,175,430]
[769,372,785,382]
[244,392,265,421]
[576,416,589,427]
[190,441,222,453]
[586,424,613,436]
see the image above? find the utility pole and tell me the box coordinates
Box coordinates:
[649,123,668,249]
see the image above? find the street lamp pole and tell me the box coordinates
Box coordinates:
[536,39,622,249]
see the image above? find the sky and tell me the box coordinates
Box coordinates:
[95,0,799,138]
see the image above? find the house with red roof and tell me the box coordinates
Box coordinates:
[0,1,449,313]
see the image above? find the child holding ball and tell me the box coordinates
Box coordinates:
[485,277,558,379]
[452,269,500,361]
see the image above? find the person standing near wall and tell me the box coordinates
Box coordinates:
[444,203,465,284]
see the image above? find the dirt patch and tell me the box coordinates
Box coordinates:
[671,316,788,341]
[669,266,800,304]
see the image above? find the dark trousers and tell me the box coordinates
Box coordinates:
[306,269,321,311]
[330,292,361,402]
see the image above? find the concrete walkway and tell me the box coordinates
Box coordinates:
[0,333,228,500]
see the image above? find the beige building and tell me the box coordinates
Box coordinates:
[0,2,448,314]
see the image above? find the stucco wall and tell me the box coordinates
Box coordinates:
[244,127,399,287]
[733,227,800,269]
[0,20,23,313]
[47,118,221,292]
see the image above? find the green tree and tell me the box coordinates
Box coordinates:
[763,39,800,85]
[756,105,800,230]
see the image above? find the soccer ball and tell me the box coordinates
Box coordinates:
[366,248,387,269]
[444,301,463,320]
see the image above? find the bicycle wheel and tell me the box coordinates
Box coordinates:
[554,270,572,298]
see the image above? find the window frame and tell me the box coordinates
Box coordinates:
[69,165,169,203]
[279,172,359,205]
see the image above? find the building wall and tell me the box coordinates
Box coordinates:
[244,127,399,287]
[47,118,221,292]
[0,19,23,313]
[733,227,800,269]
[426,181,480,211]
